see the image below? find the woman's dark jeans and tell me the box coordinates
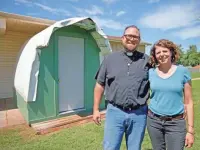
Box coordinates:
[147,113,186,150]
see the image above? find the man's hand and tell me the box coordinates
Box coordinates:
[185,132,194,148]
[93,110,101,125]
[93,82,104,126]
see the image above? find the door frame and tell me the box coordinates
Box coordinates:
[54,30,88,116]
[58,36,84,113]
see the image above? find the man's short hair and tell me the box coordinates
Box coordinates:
[123,25,140,35]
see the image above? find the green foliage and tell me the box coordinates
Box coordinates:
[177,45,200,67]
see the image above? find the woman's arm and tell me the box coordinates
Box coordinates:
[184,81,194,148]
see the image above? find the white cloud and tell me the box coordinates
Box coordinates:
[116,11,126,17]
[85,5,104,15]
[35,3,71,16]
[68,0,79,2]
[15,0,31,4]
[138,3,200,30]
[93,16,127,30]
[74,5,104,16]
[148,0,160,4]
[34,3,57,13]
[102,0,118,4]
[109,10,113,15]
[56,9,71,16]
[173,25,200,40]
[15,0,71,16]
[73,6,126,30]
[14,0,33,6]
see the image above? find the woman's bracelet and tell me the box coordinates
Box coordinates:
[188,124,194,128]
[187,131,194,135]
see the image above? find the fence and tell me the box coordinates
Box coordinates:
[188,68,200,73]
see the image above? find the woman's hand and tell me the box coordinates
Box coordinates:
[185,132,194,148]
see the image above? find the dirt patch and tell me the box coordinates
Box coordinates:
[1,124,38,140]
[18,125,38,140]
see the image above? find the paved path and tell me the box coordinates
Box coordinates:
[192,77,200,81]
[0,98,25,128]
[0,109,25,128]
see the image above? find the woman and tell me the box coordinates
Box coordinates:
[147,39,194,150]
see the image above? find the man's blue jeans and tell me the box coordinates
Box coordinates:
[103,103,147,150]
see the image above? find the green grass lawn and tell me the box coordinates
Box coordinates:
[191,72,200,79]
[0,80,200,150]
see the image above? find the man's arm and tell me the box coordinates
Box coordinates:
[93,56,108,125]
[93,82,104,125]
[93,82,105,111]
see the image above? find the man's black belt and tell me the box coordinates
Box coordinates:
[109,101,146,111]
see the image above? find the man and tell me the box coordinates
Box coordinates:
[93,25,150,150]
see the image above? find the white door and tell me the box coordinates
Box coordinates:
[58,36,84,113]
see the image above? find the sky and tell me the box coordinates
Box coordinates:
[1,0,200,54]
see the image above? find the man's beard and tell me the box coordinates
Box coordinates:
[124,46,137,52]
[123,42,137,51]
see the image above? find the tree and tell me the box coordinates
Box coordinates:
[186,45,200,67]
[177,45,185,65]
[177,45,200,67]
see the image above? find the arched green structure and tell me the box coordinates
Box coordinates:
[16,25,106,124]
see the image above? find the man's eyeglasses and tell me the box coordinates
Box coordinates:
[124,34,140,40]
